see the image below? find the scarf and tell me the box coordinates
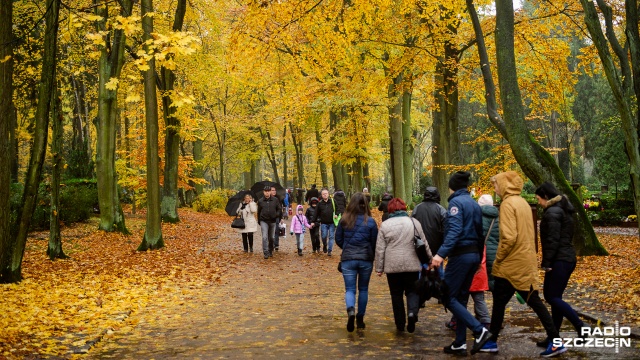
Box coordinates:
[388,210,408,218]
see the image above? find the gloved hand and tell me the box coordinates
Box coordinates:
[290,231,294,235]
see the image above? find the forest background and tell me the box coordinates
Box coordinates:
[0,0,640,283]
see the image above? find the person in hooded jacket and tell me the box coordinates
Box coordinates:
[479,172,565,357]
[336,192,378,332]
[534,182,586,348]
[333,188,347,215]
[477,194,500,291]
[377,192,393,221]
[411,187,447,255]
[290,204,311,256]
[306,197,321,253]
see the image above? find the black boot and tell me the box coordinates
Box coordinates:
[356,315,365,329]
[347,307,355,332]
[242,237,249,252]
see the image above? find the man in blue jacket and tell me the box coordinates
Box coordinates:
[430,171,492,356]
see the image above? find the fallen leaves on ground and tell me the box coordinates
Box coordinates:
[0,208,233,358]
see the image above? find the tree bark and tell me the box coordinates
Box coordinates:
[48,85,67,260]
[388,73,405,201]
[282,125,287,187]
[0,0,14,282]
[261,129,280,184]
[467,0,607,255]
[402,89,414,205]
[290,123,305,192]
[193,139,204,195]
[315,123,328,187]
[329,111,343,190]
[160,0,187,223]
[138,0,164,251]
[95,0,131,233]
[6,0,60,282]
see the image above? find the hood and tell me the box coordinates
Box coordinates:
[493,171,523,199]
[423,187,441,202]
[382,194,393,201]
[545,194,575,213]
[296,205,304,212]
[334,190,345,196]
[481,205,499,218]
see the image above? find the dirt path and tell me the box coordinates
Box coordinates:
[87,217,640,359]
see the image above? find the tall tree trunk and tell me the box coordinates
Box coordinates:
[282,125,287,188]
[138,0,164,251]
[5,0,60,282]
[95,0,131,233]
[261,129,280,184]
[388,73,405,201]
[402,89,414,205]
[432,67,448,205]
[315,124,328,187]
[48,85,67,260]
[160,0,187,223]
[578,0,640,233]
[329,111,343,190]
[10,105,18,182]
[0,0,14,282]
[467,0,607,255]
[290,123,305,192]
[193,139,204,195]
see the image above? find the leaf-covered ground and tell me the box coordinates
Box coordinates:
[1,208,639,359]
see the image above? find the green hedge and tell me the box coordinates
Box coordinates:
[10,179,98,231]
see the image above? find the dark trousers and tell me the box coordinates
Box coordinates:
[490,276,559,342]
[310,226,320,251]
[386,272,420,329]
[544,260,584,332]
[241,233,254,251]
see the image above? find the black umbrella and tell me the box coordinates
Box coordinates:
[251,181,285,201]
[225,190,254,216]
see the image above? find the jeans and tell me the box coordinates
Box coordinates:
[241,232,254,251]
[543,260,584,332]
[260,221,276,256]
[443,252,485,345]
[342,260,373,316]
[490,276,559,342]
[471,292,491,324]
[310,226,320,251]
[320,223,335,253]
[295,233,304,250]
[386,272,420,329]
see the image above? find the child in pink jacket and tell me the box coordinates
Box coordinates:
[290,205,311,256]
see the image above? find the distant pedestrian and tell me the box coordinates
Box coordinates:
[336,192,378,332]
[258,186,283,259]
[411,187,447,256]
[236,194,257,253]
[479,172,565,357]
[377,192,393,222]
[477,194,500,291]
[376,197,432,333]
[362,188,371,205]
[306,197,321,253]
[333,188,347,216]
[283,190,291,220]
[535,182,586,348]
[306,184,319,204]
[290,205,311,256]
[297,188,304,205]
[311,188,337,256]
[429,171,491,356]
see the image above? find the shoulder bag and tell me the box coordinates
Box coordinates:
[411,218,430,265]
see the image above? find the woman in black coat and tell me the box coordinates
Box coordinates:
[377,193,393,221]
[535,182,586,347]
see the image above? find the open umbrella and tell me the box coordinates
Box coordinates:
[225,190,254,216]
[251,181,285,201]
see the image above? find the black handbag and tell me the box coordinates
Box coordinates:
[337,262,342,273]
[411,219,431,265]
[231,215,245,229]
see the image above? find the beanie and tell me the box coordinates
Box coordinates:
[535,181,561,200]
[449,171,471,191]
[477,194,494,207]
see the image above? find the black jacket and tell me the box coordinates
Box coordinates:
[540,195,577,268]
[257,196,282,222]
[378,194,393,221]
[333,191,347,215]
[336,214,378,262]
[412,200,448,254]
[305,188,319,203]
[305,205,317,225]
[313,198,335,225]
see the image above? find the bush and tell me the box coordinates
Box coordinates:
[596,209,627,225]
[193,189,236,213]
[10,179,98,231]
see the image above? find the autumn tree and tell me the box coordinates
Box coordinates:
[0,0,13,282]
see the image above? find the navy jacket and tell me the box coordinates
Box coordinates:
[336,214,378,262]
[437,189,483,258]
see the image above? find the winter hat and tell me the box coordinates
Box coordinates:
[448,171,471,191]
[296,204,304,212]
[535,181,561,200]
[477,194,494,207]
[309,197,319,204]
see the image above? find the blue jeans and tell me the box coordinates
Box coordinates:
[443,252,485,345]
[295,233,304,250]
[320,223,335,253]
[260,221,276,256]
[341,260,373,316]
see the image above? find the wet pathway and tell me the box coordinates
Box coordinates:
[88,218,640,359]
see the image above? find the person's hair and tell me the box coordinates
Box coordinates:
[387,198,407,213]
[535,181,574,213]
[321,188,329,194]
[244,194,252,201]
[341,192,371,229]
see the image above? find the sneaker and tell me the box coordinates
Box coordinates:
[536,337,550,348]
[479,340,498,353]
[443,342,468,356]
[264,254,269,259]
[275,247,279,252]
[471,327,492,354]
[298,249,303,256]
[347,307,355,332]
[445,320,457,331]
[407,313,417,333]
[540,342,567,357]
[356,315,365,329]
[327,252,332,256]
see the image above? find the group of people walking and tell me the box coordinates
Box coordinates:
[334,171,584,358]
